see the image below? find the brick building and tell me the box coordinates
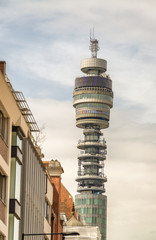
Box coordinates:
[43,160,76,240]
[60,184,76,221]
[43,160,64,240]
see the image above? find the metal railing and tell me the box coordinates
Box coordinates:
[79,150,107,155]
[77,184,105,192]
[78,139,106,144]
[77,170,106,178]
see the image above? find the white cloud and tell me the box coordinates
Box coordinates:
[1,0,156,109]
[1,0,156,239]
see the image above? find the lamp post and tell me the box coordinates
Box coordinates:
[22,232,80,240]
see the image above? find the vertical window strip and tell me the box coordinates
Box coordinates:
[0,172,6,203]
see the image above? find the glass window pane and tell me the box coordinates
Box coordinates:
[0,173,6,203]
[12,132,22,151]
[8,214,14,240]
[13,216,19,240]
[17,135,22,150]
[12,132,17,146]
[10,158,16,199]
[15,161,21,202]
[8,215,19,240]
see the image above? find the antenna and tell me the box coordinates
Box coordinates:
[89,28,99,58]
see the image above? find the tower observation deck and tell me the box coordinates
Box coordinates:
[73,36,113,240]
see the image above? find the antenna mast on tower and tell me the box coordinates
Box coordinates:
[89,29,100,58]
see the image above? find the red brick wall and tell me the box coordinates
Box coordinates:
[60,184,76,220]
[50,176,63,240]
[0,200,6,223]
[0,136,8,163]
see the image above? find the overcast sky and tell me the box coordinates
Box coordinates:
[1,0,156,240]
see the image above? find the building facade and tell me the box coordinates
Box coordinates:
[0,61,29,240]
[73,38,113,240]
[44,169,53,240]
[20,137,45,240]
[43,160,64,240]
[0,61,46,240]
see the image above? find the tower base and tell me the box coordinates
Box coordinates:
[75,193,107,240]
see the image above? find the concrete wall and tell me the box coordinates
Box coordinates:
[46,174,53,206]
[20,138,45,240]
[44,173,53,240]
[63,225,101,240]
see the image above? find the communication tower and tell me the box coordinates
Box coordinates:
[73,35,113,240]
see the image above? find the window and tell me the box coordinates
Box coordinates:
[0,171,6,203]
[8,214,19,240]
[0,111,5,139]
[88,208,92,214]
[99,199,102,205]
[0,111,8,142]
[85,147,98,154]
[12,132,22,151]
[98,217,102,224]
[101,228,105,234]
[10,158,21,202]
[85,134,99,141]
[94,199,98,205]
[15,160,21,201]
[92,217,97,224]
[45,198,50,222]
[45,174,48,194]
[76,103,110,109]
[85,217,92,224]
[0,234,5,240]
[98,209,102,214]
[74,93,112,102]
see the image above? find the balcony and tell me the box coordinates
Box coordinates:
[77,185,106,193]
[83,128,103,135]
[77,140,107,150]
[76,172,107,182]
[82,162,104,168]
[78,152,106,160]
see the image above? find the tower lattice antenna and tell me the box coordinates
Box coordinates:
[89,29,99,58]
